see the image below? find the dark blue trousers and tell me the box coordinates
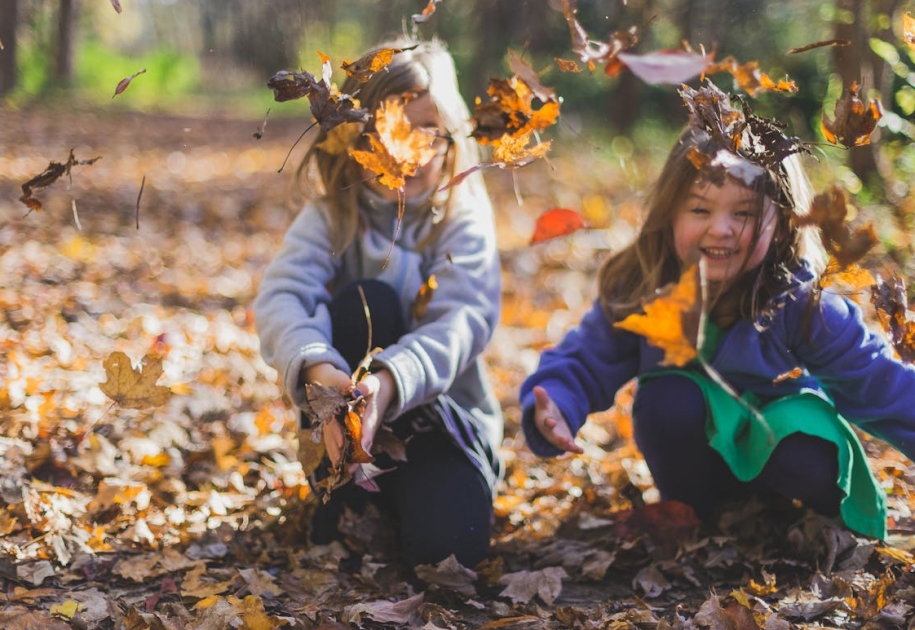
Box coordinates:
[308,280,492,568]
[632,374,843,522]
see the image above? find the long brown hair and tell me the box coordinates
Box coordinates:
[598,127,826,327]
[294,38,485,255]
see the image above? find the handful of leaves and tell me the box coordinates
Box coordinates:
[299,383,375,500]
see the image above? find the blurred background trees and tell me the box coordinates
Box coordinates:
[2,0,915,263]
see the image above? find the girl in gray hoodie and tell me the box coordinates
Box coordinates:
[254,39,502,568]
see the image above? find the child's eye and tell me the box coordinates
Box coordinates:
[734,210,757,219]
[688,207,709,215]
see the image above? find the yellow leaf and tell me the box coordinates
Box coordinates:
[316,121,363,155]
[99,351,172,409]
[348,97,437,190]
[50,600,81,621]
[614,264,699,366]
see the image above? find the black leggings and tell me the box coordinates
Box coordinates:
[309,279,493,568]
[632,373,844,522]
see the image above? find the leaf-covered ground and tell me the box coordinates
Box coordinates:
[2,105,915,629]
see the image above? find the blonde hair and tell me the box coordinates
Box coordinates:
[295,38,485,255]
[598,126,827,327]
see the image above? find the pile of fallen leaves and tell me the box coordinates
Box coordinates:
[2,104,915,630]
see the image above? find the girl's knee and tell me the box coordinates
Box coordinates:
[633,374,707,445]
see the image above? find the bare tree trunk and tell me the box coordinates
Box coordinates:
[56,0,77,86]
[0,0,18,96]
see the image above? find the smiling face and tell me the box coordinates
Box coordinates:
[673,177,778,282]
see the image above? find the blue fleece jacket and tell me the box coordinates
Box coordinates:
[520,269,915,462]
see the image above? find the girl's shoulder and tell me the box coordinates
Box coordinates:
[754,261,819,330]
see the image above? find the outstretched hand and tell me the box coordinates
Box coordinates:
[532,385,583,454]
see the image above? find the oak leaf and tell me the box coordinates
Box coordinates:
[99,351,172,409]
[821,81,883,148]
[614,264,700,367]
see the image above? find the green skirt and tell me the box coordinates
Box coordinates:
[638,370,887,540]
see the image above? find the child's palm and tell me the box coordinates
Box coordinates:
[533,386,583,454]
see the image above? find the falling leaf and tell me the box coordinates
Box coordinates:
[471,74,560,145]
[554,58,581,73]
[110,0,122,13]
[614,264,700,367]
[706,56,797,96]
[267,69,370,132]
[617,49,712,85]
[795,187,876,267]
[491,130,552,167]
[871,272,915,363]
[821,81,883,148]
[253,108,270,139]
[772,367,804,384]
[349,97,437,190]
[99,351,172,409]
[530,208,588,244]
[412,0,440,24]
[315,121,363,155]
[411,275,437,320]
[112,68,146,98]
[903,13,915,52]
[559,0,638,69]
[342,46,414,83]
[508,50,556,102]
[19,149,101,212]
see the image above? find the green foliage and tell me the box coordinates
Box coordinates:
[75,41,200,108]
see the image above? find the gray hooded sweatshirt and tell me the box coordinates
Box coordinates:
[253,184,503,488]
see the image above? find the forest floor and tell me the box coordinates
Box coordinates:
[2,104,915,629]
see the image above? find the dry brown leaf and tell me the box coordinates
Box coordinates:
[99,351,172,409]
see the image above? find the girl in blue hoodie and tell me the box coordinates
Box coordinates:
[255,40,502,567]
[521,97,915,540]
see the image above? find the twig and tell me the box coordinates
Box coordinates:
[278,120,317,173]
[136,175,146,229]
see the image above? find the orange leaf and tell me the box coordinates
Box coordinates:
[530,208,588,244]
[343,411,374,464]
[614,264,700,367]
[349,97,437,190]
[341,47,410,83]
[821,81,883,148]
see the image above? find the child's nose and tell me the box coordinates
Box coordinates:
[708,214,735,237]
